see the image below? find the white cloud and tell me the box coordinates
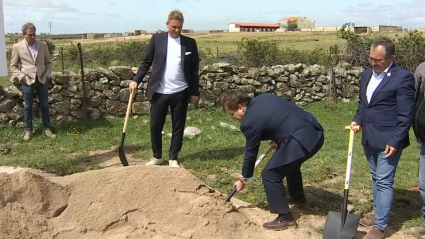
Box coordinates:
[312,2,425,28]
[4,0,80,13]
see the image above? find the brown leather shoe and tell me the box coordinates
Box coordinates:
[23,130,32,141]
[366,226,385,239]
[359,213,375,227]
[263,214,298,231]
[44,128,56,138]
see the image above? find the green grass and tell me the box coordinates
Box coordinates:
[0,100,424,234]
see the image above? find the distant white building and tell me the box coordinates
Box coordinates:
[279,16,315,29]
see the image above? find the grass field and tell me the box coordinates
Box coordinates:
[0,100,424,236]
[45,31,405,53]
[2,30,408,87]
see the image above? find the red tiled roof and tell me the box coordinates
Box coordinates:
[280,16,302,21]
[229,22,280,27]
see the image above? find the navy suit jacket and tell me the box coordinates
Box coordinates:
[132,32,200,100]
[353,63,415,150]
[240,93,324,178]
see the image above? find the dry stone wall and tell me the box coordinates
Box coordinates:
[0,63,363,126]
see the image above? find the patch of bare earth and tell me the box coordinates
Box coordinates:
[0,150,418,239]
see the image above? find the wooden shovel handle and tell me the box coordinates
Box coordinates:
[344,126,360,130]
[122,89,136,133]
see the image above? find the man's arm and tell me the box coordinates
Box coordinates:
[43,42,52,79]
[353,73,365,126]
[240,125,261,178]
[10,44,25,81]
[388,73,416,148]
[414,62,425,93]
[133,34,156,85]
[190,39,200,96]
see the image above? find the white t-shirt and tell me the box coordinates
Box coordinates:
[156,35,188,94]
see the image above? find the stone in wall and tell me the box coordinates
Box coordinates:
[0,63,363,126]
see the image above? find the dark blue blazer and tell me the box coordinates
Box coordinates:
[353,63,415,150]
[240,93,324,178]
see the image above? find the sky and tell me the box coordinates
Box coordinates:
[2,0,425,34]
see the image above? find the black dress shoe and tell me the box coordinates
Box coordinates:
[263,214,298,231]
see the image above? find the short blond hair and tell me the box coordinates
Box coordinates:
[168,10,184,22]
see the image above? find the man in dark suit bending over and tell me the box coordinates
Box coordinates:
[222,91,325,230]
[130,10,200,168]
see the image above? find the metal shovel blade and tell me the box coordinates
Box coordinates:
[323,211,361,239]
[118,133,129,167]
[117,89,135,167]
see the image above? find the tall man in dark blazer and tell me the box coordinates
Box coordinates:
[222,91,324,231]
[351,38,415,239]
[129,10,200,168]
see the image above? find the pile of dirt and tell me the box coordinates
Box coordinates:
[0,157,417,239]
[0,169,70,238]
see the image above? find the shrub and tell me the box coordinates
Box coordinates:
[43,39,56,55]
[234,37,332,67]
[336,22,425,72]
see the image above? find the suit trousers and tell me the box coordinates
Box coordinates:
[262,131,324,214]
[416,142,425,226]
[150,88,189,160]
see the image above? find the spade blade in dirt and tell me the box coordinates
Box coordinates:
[118,89,135,167]
[323,126,360,239]
[323,209,360,239]
[118,137,129,166]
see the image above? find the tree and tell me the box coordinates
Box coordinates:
[288,21,298,29]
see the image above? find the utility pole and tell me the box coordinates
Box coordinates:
[48,21,52,35]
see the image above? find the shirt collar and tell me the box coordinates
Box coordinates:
[25,39,36,47]
[373,61,393,77]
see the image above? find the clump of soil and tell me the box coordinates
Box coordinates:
[0,170,70,239]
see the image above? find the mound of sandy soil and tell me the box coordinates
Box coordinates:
[0,154,418,239]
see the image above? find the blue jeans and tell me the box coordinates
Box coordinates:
[363,143,403,231]
[417,142,425,225]
[21,80,50,131]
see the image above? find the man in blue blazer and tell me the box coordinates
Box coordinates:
[351,38,415,239]
[222,91,324,230]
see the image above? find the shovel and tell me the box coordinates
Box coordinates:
[323,125,361,239]
[225,144,274,202]
[118,88,136,166]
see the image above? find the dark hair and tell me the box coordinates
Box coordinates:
[372,37,395,57]
[22,23,36,34]
[222,91,252,111]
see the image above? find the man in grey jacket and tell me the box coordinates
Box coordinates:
[411,62,425,235]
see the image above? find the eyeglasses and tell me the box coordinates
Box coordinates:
[368,57,386,62]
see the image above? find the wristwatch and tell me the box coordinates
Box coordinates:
[240,175,248,183]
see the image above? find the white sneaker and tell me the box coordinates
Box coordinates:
[146,157,164,166]
[169,160,180,168]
